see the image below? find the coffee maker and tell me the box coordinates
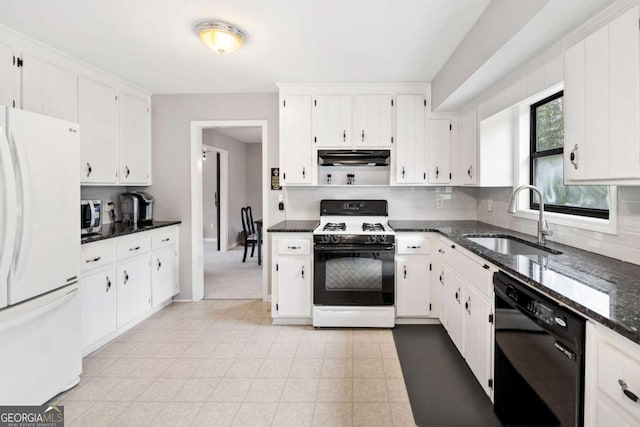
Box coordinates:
[120,192,154,226]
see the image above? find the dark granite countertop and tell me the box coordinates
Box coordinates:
[389,220,640,345]
[81,220,182,244]
[267,220,319,233]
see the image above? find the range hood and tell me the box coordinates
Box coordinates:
[318,150,390,166]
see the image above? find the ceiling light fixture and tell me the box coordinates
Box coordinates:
[195,21,246,55]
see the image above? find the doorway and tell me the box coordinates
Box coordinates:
[193,121,267,301]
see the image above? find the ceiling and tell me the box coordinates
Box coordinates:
[214,127,262,143]
[0,0,491,94]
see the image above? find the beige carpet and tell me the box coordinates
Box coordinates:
[204,241,263,300]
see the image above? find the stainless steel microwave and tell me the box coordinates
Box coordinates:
[81,200,102,234]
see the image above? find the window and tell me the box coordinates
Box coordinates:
[530,91,609,219]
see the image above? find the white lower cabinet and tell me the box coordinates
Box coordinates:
[396,256,430,317]
[585,321,640,426]
[80,267,116,350]
[79,225,180,354]
[151,245,178,307]
[439,237,495,399]
[272,233,312,320]
[117,256,152,327]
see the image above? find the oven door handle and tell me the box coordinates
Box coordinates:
[314,245,395,252]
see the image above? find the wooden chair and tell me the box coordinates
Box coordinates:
[241,206,259,263]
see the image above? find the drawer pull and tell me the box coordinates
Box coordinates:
[438,248,445,254]
[407,245,421,249]
[287,246,301,250]
[483,264,490,270]
[161,238,171,242]
[86,256,101,263]
[619,379,639,403]
[129,246,141,252]
[450,244,456,249]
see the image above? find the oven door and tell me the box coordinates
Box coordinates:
[314,245,394,306]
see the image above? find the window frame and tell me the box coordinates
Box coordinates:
[529,90,610,220]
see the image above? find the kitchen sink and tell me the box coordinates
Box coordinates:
[464,235,562,256]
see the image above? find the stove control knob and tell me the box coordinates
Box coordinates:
[331,235,341,244]
[320,235,330,244]
[378,235,388,244]
[368,235,377,244]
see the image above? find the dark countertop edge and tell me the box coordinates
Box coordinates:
[267,221,320,233]
[390,220,640,344]
[81,220,182,245]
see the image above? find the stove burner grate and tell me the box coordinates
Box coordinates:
[362,222,385,232]
[323,222,347,232]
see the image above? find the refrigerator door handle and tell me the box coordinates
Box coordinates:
[9,129,32,282]
[0,128,18,289]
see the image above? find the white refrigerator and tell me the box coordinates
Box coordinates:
[0,106,81,404]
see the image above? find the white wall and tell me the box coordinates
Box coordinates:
[203,130,249,246]
[150,93,281,300]
[202,148,218,240]
[246,144,263,219]
[284,186,478,220]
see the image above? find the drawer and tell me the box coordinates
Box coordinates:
[397,236,430,254]
[152,228,177,250]
[116,236,151,261]
[81,241,116,272]
[598,340,640,423]
[278,238,310,255]
[446,243,493,298]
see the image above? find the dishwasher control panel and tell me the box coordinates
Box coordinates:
[507,284,567,329]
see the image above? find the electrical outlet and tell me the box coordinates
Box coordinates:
[487,199,493,212]
[436,199,444,209]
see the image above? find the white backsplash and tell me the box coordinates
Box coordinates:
[81,186,149,224]
[283,186,478,220]
[477,187,640,265]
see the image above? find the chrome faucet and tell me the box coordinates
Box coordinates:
[507,185,553,245]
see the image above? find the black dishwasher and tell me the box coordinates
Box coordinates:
[493,271,585,427]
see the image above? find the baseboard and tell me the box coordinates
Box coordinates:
[272,317,313,325]
[203,238,218,243]
[227,242,239,250]
[395,317,441,325]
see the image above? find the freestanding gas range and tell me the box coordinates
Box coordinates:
[312,200,395,328]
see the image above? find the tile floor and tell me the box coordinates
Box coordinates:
[53,300,417,427]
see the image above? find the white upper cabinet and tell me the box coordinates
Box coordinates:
[353,95,393,147]
[0,42,15,108]
[20,53,76,122]
[564,6,640,184]
[313,95,352,147]
[78,76,119,184]
[280,95,313,185]
[428,118,452,184]
[456,110,477,185]
[119,92,151,185]
[395,94,426,184]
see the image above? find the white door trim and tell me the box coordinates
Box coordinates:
[190,120,268,302]
[203,145,229,252]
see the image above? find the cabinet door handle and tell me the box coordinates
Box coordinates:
[343,130,346,142]
[125,165,131,178]
[157,258,162,271]
[435,166,439,179]
[569,144,579,170]
[301,266,305,279]
[86,256,101,263]
[361,130,365,142]
[438,248,445,254]
[439,272,444,283]
[618,379,639,403]
[124,270,129,284]
[302,167,306,179]
[468,165,473,178]
[287,246,301,250]
[465,297,471,314]
[86,162,93,178]
[403,265,407,279]
[455,288,460,303]
[161,238,170,242]
[401,166,405,179]
[106,276,111,292]
[129,246,141,252]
